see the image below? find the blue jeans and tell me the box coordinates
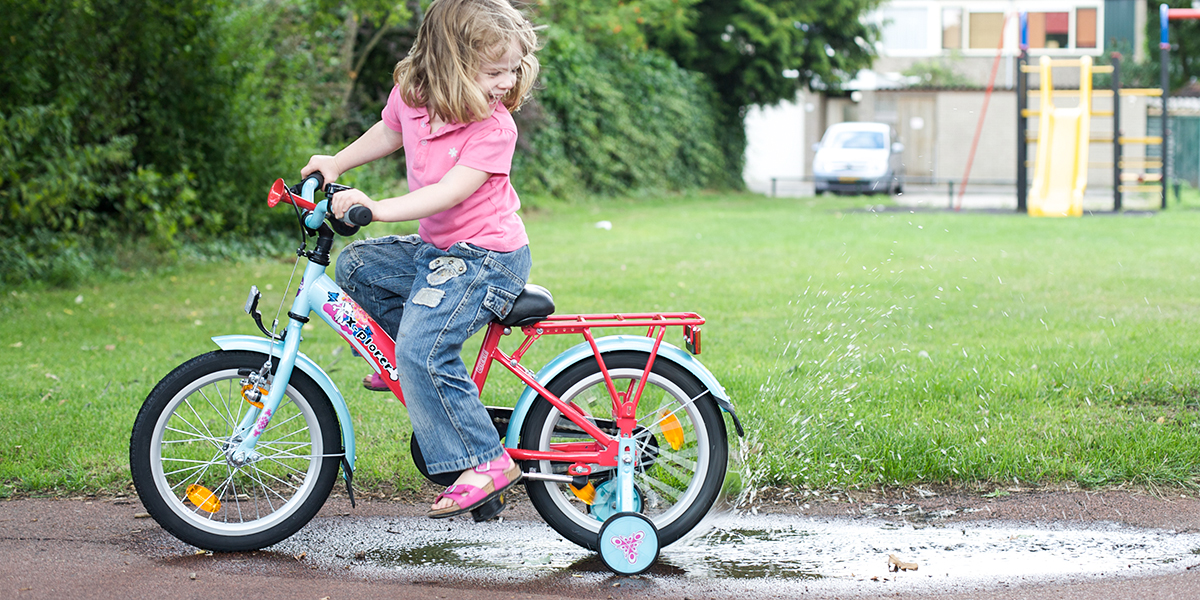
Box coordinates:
[335,234,531,475]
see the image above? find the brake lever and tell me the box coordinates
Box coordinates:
[324,182,354,196]
[321,182,372,228]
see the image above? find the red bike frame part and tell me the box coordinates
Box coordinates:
[317,290,706,468]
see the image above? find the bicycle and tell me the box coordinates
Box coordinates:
[129,175,744,574]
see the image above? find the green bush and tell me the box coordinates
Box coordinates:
[0,2,738,287]
[0,0,324,286]
[514,29,733,197]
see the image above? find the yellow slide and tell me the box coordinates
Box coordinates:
[1028,55,1092,217]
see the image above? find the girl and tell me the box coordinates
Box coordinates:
[300,0,539,519]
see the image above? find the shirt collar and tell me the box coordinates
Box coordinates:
[411,105,472,138]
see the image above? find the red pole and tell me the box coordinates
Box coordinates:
[956,13,1012,211]
[1168,8,1200,20]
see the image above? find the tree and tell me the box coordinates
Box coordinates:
[661,0,879,106]
[533,0,882,178]
[651,0,883,172]
[1147,0,1200,92]
[298,0,417,139]
[531,0,698,52]
[0,0,329,285]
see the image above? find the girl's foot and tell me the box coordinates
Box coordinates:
[362,372,388,392]
[428,452,521,518]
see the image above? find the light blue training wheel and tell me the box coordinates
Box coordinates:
[597,512,659,575]
[589,480,642,522]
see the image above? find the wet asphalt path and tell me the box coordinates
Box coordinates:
[3,494,1199,599]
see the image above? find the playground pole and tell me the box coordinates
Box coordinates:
[1161,4,1170,209]
[1112,53,1122,212]
[1016,11,1028,213]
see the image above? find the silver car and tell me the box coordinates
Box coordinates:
[812,122,905,195]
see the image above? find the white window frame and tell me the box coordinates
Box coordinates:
[871,0,1104,58]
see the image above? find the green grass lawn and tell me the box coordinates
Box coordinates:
[2,193,1199,497]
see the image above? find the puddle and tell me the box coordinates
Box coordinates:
[270,512,1200,596]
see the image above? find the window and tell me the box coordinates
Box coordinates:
[942,7,962,50]
[968,12,1004,49]
[1076,8,1097,48]
[831,131,885,150]
[1027,9,1097,50]
[880,7,928,51]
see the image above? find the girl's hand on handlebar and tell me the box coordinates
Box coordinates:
[330,187,375,221]
[300,155,342,185]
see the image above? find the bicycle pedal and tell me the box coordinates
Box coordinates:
[471,494,506,522]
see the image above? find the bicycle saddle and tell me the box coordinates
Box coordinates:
[499,284,555,327]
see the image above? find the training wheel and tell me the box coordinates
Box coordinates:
[597,512,659,575]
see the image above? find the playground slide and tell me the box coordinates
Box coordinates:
[1028,55,1092,217]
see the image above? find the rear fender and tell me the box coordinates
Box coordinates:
[504,335,742,448]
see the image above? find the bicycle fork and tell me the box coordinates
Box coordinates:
[225,260,325,468]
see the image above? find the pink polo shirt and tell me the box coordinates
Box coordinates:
[380,86,528,252]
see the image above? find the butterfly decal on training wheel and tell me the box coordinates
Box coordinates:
[610,530,645,563]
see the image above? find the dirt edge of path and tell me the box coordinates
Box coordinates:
[14,481,1193,533]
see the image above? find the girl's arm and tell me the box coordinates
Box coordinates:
[329,164,490,223]
[300,121,405,183]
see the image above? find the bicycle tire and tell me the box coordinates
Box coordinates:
[519,351,728,550]
[130,350,341,551]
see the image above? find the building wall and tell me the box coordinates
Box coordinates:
[870,0,1143,87]
[745,86,1154,190]
[933,90,1017,182]
[742,92,811,196]
[740,0,1153,195]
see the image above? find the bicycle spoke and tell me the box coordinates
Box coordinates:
[183,392,224,449]
[639,471,683,504]
[256,441,315,461]
[162,426,224,446]
[258,454,312,478]
[249,463,303,494]
[262,410,304,435]
[161,457,221,478]
[247,465,291,505]
[228,472,244,523]
[198,381,238,433]
[164,410,223,451]
[251,466,279,515]
[648,449,698,481]
[167,450,224,494]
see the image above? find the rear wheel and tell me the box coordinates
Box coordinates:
[519,351,728,550]
[130,350,341,551]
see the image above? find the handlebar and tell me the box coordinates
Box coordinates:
[323,182,373,227]
[267,175,373,232]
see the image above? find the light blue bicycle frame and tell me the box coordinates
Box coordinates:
[223,178,364,471]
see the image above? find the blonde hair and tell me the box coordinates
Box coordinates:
[394,0,540,124]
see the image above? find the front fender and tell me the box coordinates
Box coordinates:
[504,335,742,448]
[212,335,355,471]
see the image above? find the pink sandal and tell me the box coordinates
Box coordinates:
[362,372,389,392]
[428,452,522,519]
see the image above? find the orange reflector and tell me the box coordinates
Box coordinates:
[570,481,596,505]
[658,410,684,450]
[186,484,221,513]
[241,383,267,409]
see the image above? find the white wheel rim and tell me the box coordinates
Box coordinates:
[534,368,711,535]
[148,368,323,537]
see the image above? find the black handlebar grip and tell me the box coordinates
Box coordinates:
[304,172,325,191]
[346,205,373,227]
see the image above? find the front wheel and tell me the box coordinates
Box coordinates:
[519,351,729,550]
[130,350,341,551]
